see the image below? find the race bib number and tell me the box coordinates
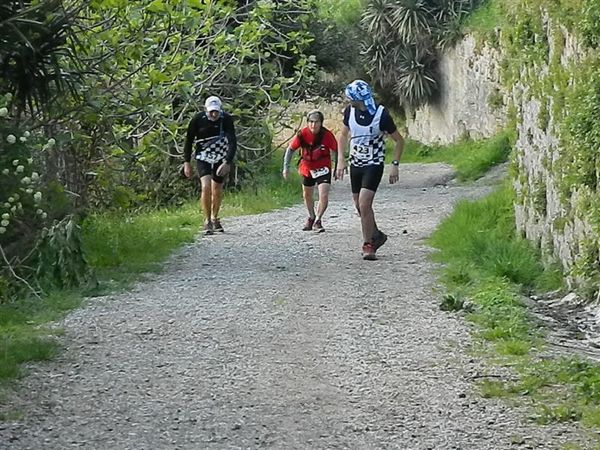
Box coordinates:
[353,144,373,161]
[195,152,220,164]
[309,166,330,178]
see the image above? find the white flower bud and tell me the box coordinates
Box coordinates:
[33,191,42,202]
[1,213,8,220]
[6,134,16,144]
[15,165,24,173]
[21,177,31,184]
[25,188,33,194]
[36,209,43,215]
[47,138,56,147]
[31,172,39,180]
[3,202,10,207]
[12,160,18,166]
[41,212,47,219]
[23,131,30,138]
[2,169,8,175]
[1,220,9,227]
[10,206,16,212]
[27,158,33,164]
[8,197,14,203]
[0,227,5,234]
[19,136,27,143]
[0,107,8,117]
[5,93,12,101]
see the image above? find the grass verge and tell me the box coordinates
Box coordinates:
[395,131,512,181]
[430,180,600,443]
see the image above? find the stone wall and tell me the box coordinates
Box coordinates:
[511,24,597,299]
[407,28,599,300]
[406,35,506,145]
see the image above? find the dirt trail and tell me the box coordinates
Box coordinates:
[0,163,592,449]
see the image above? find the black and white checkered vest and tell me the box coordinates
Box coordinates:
[195,135,229,164]
[348,105,385,167]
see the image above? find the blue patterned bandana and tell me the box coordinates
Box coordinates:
[344,79,377,115]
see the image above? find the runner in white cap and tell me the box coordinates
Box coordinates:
[183,95,237,234]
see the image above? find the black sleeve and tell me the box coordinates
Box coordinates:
[342,105,351,127]
[380,108,397,134]
[183,115,199,163]
[223,113,237,163]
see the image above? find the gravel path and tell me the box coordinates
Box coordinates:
[0,163,592,449]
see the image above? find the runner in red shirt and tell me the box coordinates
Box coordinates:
[282,110,338,232]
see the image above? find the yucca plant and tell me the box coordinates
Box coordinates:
[0,0,82,115]
[430,0,474,23]
[434,16,464,51]
[392,43,439,108]
[389,0,434,44]
[361,0,395,36]
[359,0,480,108]
[360,37,396,87]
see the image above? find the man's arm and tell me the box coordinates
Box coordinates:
[182,116,198,178]
[335,125,349,181]
[388,130,404,184]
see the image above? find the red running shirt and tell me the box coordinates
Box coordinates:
[290,127,338,178]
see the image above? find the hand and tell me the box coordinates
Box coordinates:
[183,162,192,178]
[216,161,230,177]
[282,169,289,180]
[389,165,399,184]
[335,164,346,181]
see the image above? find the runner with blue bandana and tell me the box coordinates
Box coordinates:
[336,80,405,260]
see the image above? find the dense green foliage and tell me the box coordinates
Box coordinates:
[0,0,320,300]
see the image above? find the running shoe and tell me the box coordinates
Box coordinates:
[212,218,224,232]
[303,217,315,231]
[203,220,214,235]
[313,219,325,233]
[362,242,377,260]
[372,229,388,251]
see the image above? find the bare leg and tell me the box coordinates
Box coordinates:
[358,188,376,243]
[354,193,379,234]
[303,185,316,219]
[211,179,224,220]
[200,175,213,223]
[316,183,330,219]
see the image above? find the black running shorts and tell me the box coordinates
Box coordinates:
[196,160,225,183]
[350,164,384,194]
[302,171,332,187]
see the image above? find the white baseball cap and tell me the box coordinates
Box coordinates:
[205,96,222,112]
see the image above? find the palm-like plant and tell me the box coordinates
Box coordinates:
[359,0,480,108]
[389,0,434,44]
[434,16,464,51]
[361,37,396,88]
[430,0,473,23]
[361,0,395,37]
[0,0,82,114]
[392,43,438,108]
